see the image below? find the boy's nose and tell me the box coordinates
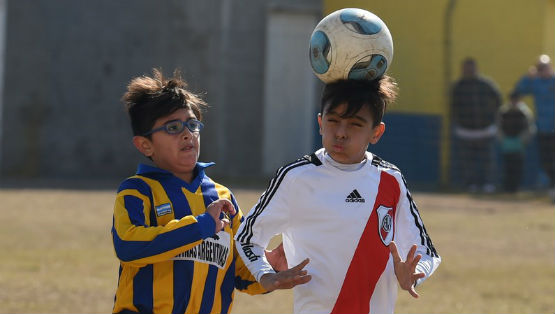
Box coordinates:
[182,127,192,139]
[335,124,347,139]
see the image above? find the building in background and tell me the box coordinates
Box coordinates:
[0,0,321,183]
[0,0,553,188]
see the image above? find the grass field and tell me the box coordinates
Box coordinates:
[0,186,553,313]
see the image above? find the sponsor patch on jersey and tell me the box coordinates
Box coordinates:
[155,203,172,216]
[240,242,261,262]
[377,205,394,245]
[173,231,231,269]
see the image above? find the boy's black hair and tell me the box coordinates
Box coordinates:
[122,68,207,137]
[320,76,398,127]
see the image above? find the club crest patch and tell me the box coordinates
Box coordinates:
[377,205,394,245]
[155,203,172,217]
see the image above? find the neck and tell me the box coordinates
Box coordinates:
[176,172,194,183]
[324,152,367,171]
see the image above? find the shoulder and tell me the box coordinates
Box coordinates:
[516,102,532,113]
[478,75,500,89]
[370,154,401,173]
[204,176,234,198]
[271,151,323,181]
[370,154,406,186]
[117,175,152,196]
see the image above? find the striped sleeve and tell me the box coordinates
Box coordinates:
[393,172,441,285]
[236,158,309,245]
[234,158,310,281]
[230,197,267,295]
[111,178,215,267]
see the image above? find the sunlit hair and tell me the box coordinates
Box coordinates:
[122,68,208,136]
[320,76,398,127]
[538,54,551,65]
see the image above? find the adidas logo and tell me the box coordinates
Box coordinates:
[345,189,365,203]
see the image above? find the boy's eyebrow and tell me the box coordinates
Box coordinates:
[326,110,369,123]
[161,117,195,125]
[161,118,181,124]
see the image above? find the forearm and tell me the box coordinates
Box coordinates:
[236,241,275,282]
[113,213,215,266]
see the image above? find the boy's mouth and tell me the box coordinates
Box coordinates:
[332,144,344,151]
[181,144,194,151]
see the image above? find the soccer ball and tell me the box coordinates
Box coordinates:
[309,8,393,83]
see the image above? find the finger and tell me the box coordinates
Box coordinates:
[222,218,230,229]
[277,268,309,283]
[405,244,417,264]
[409,285,420,298]
[410,254,422,270]
[414,272,426,280]
[274,273,312,289]
[290,274,312,286]
[221,199,236,215]
[291,258,310,271]
[389,241,402,263]
[216,220,225,233]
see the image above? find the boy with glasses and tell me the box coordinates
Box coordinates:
[236,77,441,314]
[111,69,307,314]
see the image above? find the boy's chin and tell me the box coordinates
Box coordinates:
[328,151,365,164]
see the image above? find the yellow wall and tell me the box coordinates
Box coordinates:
[325,0,447,114]
[325,0,554,112]
[324,0,555,184]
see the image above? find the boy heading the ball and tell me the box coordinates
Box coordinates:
[111,69,306,314]
[235,77,441,314]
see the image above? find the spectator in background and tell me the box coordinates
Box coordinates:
[497,91,535,193]
[451,57,502,193]
[514,54,555,200]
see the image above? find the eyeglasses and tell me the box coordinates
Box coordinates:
[143,119,204,136]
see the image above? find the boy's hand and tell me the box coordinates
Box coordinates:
[206,199,236,234]
[260,258,311,292]
[265,242,288,272]
[389,241,426,298]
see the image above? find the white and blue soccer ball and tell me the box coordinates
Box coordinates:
[309,8,393,83]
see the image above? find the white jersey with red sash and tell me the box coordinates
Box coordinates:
[236,148,441,314]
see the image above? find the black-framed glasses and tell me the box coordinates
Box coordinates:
[143,119,204,136]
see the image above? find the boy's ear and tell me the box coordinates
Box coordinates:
[317,113,323,135]
[369,122,386,145]
[132,136,154,157]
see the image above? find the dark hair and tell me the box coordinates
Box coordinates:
[463,57,476,66]
[320,76,398,127]
[122,68,208,136]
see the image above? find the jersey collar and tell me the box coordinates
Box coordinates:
[136,162,215,192]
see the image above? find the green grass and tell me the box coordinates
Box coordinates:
[0,188,553,313]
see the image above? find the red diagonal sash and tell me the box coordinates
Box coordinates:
[331,171,399,314]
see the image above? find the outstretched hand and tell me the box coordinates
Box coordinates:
[205,199,236,234]
[389,241,426,298]
[260,258,311,292]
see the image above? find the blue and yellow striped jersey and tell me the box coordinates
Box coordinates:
[112,163,265,314]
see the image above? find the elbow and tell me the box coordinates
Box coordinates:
[112,230,146,264]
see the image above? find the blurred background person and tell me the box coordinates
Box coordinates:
[513,54,555,200]
[497,91,535,193]
[451,57,502,193]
